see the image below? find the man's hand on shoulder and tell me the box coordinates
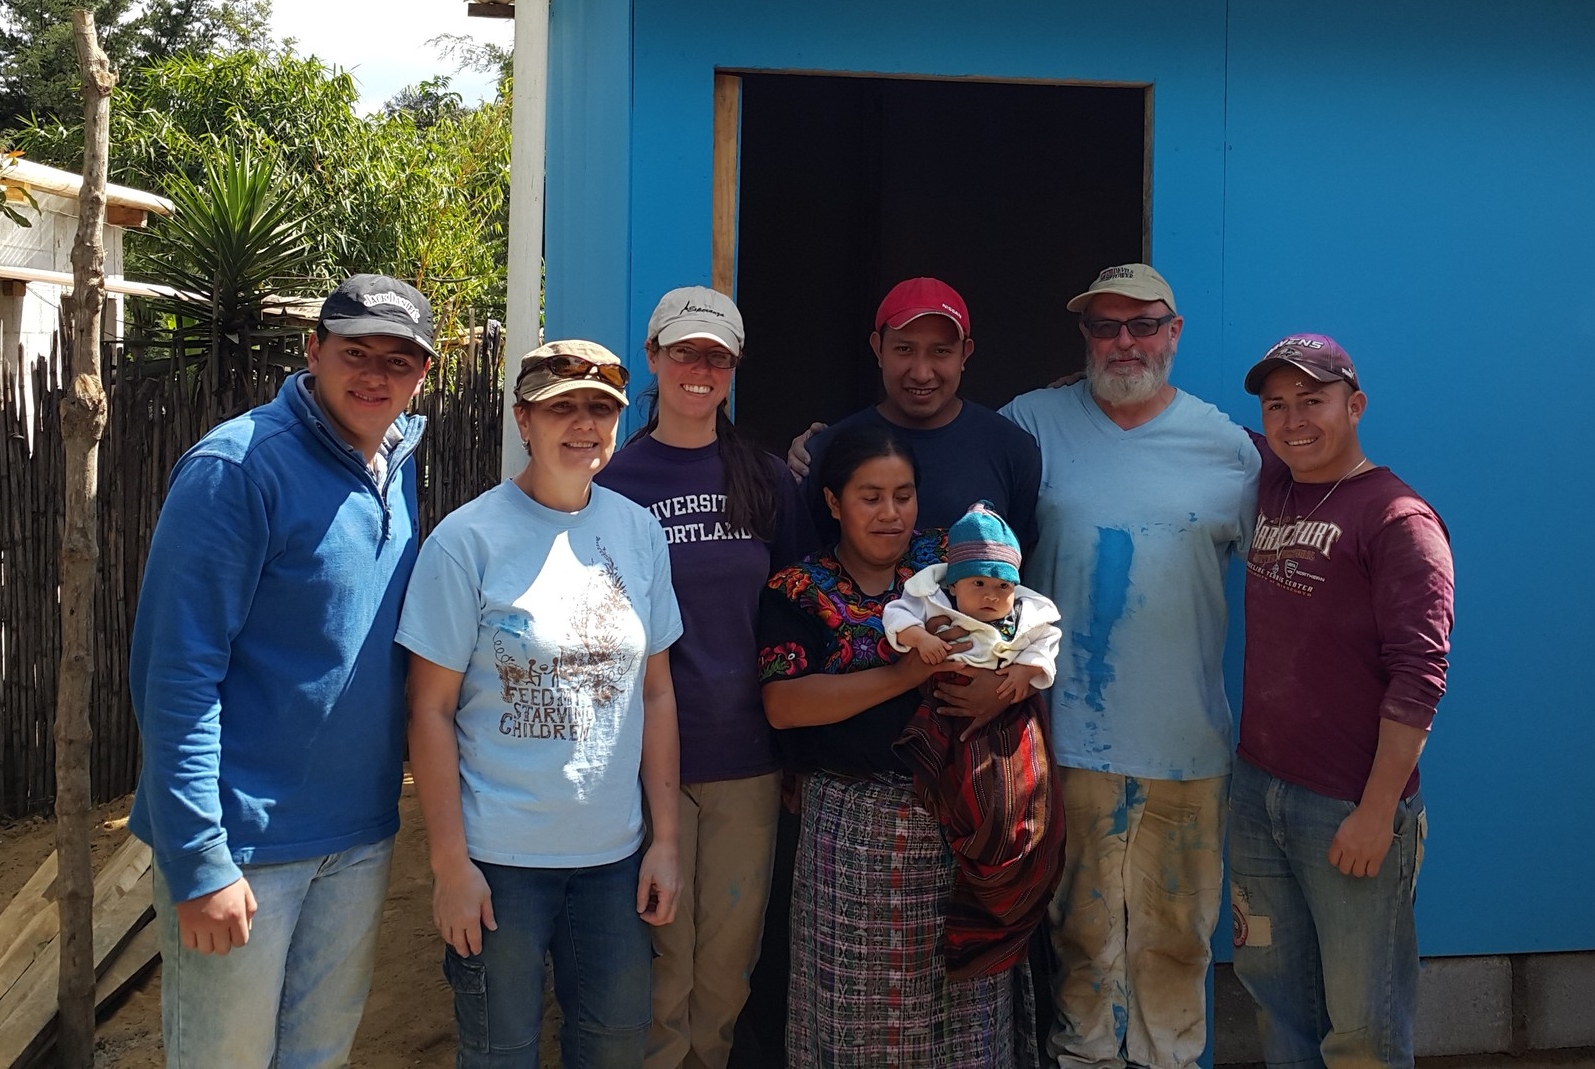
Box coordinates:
[175,876,257,955]
[787,422,827,481]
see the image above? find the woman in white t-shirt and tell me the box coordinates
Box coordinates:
[398,339,684,1068]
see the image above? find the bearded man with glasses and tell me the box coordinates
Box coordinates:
[1001,264,1260,1069]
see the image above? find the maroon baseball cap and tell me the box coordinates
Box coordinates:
[1244,334,1360,395]
[875,277,970,339]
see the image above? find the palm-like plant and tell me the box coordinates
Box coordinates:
[144,146,317,351]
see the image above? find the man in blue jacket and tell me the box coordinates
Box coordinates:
[129,275,434,1067]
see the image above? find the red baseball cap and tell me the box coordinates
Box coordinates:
[875,277,970,339]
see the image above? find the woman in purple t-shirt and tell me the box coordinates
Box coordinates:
[597,286,812,1069]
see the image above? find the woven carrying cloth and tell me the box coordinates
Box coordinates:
[895,689,1066,980]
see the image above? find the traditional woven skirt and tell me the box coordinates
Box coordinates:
[788,770,1038,1068]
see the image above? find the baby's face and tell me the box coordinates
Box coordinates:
[949,576,1017,622]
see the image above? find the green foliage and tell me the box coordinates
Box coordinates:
[144,146,315,341]
[430,31,512,94]
[0,0,275,133]
[13,43,512,356]
[384,75,465,130]
[0,0,138,131]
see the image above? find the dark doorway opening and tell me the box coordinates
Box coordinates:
[731,72,1148,457]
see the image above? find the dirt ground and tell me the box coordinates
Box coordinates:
[6,786,1593,1069]
[0,771,561,1068]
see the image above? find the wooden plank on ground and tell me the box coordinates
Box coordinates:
[9,887,159,1069]
[0,836,147,1005]
[0,852,57,953]
[93,921,158,1013]
[0,853,59,1002]
[0,837,152,1068]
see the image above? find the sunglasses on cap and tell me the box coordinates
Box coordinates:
[518,354,631,392]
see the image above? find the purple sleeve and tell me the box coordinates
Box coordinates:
[1369,511,1456,729]
[770,456,819,571]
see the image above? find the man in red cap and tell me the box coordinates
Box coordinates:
[790,276,1042,543]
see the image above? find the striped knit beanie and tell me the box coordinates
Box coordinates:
[944,500,1021,585]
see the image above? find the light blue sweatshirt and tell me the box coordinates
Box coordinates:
[128,371,425,902]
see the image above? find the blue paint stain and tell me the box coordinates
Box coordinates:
[1189,512,1199,523]
[1113,1003,1129,1043]
[1109,793,1130,836]
[1125,777,1145,812]
[1071,527,1134,712]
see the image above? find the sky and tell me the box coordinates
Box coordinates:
[268,0,515,114]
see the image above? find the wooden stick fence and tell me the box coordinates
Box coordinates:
[0,321,505,819]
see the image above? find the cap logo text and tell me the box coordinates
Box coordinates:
[1277,336,1324,349]
[1097,267,1137,282]
[679,302,725,319]
[362,291,422,323]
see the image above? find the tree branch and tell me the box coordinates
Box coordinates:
[54,10,115,1067]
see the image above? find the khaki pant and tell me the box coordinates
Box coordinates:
[1046,768,1228,1069]
[646,771,782,1069]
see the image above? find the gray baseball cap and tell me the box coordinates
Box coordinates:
[646,286,745,354]
[318,274,438,359]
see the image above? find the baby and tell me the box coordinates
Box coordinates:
[884,500,1061,702]
[886,500,1067,980]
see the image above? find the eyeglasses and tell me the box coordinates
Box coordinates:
[519,354,630,391]
[663,343,741,370]
[1080,313,1176,340]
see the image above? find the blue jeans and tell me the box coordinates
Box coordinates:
[1228,758,1426,1069]
[152,836,394,1069]
[446,851,652,1068]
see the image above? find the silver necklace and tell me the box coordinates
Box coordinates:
[1283,456,1369,522]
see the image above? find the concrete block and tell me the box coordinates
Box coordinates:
[1414,955,1513,1056]
[1523,951,1595,1050]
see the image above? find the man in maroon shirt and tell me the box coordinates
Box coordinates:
[1230,334,1455,1069]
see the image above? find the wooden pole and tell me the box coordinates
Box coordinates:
[55,10,114,1066]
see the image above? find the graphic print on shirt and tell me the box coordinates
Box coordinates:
[646,492,753,545]
[489,537,637,751]
[1248,512,1340,598]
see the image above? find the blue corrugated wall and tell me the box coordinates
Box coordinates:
[544,0,1595,956]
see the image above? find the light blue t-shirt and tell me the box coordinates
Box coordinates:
[1001,383,1259,780]
[397,481,683,868]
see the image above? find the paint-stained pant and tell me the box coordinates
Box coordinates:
[1228,758,1425,1069]
[645,772,783,1069]
[1045,769,1227,1069]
